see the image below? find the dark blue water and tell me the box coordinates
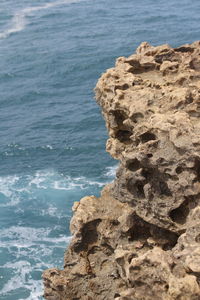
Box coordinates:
[0,0,199,298]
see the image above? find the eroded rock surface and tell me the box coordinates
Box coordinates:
[43,42,200,300]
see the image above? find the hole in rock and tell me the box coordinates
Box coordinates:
[195,234,200,243]
[115,83,129,91]
[111,110,127,126]
[159,181,172,196]
[111,219,120,226]
[140,132,156,143]
[162,244,174,251]
[185,93,193,104]
[57,285,64,291]
[127,179,145,199]
[114,294,120,298]
[130,65,155,74]
[131,112,144,123]
[169,199,189,224]
[127,214,178,249]
[164,284,169,290]
[158,158,165,164]
[141,168,152,179]
[102,243,114,256]
[154,50,175,63]
[175,46,194,53]
[74,219,101,252]
[194,158,200,181]
[175,166,183,174]
[136,181,145,198]
[188,110,200,118]
[88,246,100,255]
[128,217,150,241]
[141,168,172,197]
[133,280,144,287]
[119,94,124,100]
[168,66,177,71]
[146,109,155,115]
[189,59,200,71]
[129,265,141,272]
[128,253,138,263]
[147,153,153,158]
[126,158,141,172]
[115,130,132,143]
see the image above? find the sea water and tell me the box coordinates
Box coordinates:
[0,0,200,299]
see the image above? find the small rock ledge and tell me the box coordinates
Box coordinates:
[43,41,200,300]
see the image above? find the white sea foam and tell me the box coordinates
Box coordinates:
[0,169,106,209]
[0,226,51,245]
[43,235,72,243]
[28,171,49,189]
[27,170,104,190]
[0,225,71,298]
[0,175,20,206]
[0,225,72,245]
[1,260,49,299]
[0,167,106,298]
[1,261,32,294]
[22,279,42,300]
[53,178,84,190]
[40,204,58,217]
[53,176,105,190]
[105,164,118,178]
[42,144,53,150]
[82,178,105,187]
[0,0,82,40]
[0,174,19,197]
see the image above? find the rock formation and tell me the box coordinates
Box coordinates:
[43,41,200,300]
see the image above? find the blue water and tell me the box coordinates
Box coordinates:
[0,0,200,299]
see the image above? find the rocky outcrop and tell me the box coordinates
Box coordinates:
[43,41,200,300]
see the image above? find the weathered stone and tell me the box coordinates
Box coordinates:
[43,41,200,300]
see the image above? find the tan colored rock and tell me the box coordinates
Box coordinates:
[43,42,200,299]
[95,40,200,235]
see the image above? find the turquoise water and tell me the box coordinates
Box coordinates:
[0,0,200,299]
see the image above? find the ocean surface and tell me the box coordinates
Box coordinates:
[0,0,200,299]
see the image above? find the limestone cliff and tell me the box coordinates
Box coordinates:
[43,41,200,300]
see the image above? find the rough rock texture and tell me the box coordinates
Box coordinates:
[43,41,200,300]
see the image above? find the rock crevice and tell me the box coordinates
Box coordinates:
[43,41,200,300]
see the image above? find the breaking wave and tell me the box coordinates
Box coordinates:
[0,166,114,299]
[0,0,83,40]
